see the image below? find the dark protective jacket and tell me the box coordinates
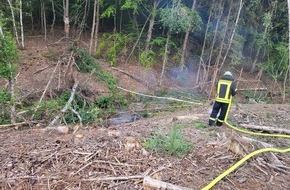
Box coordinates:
[215,74,237,103]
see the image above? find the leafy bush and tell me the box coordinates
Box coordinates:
[96,95,128,109]
[245,90,269,103]
[261,42,288,81]
[71,46,117,93]
[96,96,114,109]
[140,50,156,68]
[143,125,193,156]
[0,89,10,104]
[0,34,19,79]
[71,46,101,73]
[0,89,11,124]
[96,33,134,66]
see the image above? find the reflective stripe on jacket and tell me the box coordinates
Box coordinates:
[215,79,232,103]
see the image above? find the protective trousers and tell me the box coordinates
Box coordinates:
[209,101,229,126]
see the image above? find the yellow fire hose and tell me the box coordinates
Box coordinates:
[201,99,290,190]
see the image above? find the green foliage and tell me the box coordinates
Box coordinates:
[71,46,101,73]
[27,91,103,125]
[97,70,117,92]
[121,0,143,14]
[261,42,288,80]
[159,3,201,34]
[150,36,166,47]
[96,96,114,109]
[245,90,269,103]
[0,88,10,104]
[96,33,133,66]
[140,50,156,68]
[71,46,117,93]
[0,89,10,124]
[143,125,193,156]
[96,95,128,109]
[195,122,209,129]
[28,100,60,121]
[101,6,115,18]
[0,34,19,79]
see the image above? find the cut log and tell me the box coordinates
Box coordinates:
[240,124,290,135]
[143,176,192,190]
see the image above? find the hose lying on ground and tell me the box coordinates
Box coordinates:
[201,100,290,190]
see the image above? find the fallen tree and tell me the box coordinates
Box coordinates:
[240,124,290,135]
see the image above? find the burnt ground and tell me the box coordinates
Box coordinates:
[1,35,290,190]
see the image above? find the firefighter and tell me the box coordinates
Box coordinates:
[209,71,237,126]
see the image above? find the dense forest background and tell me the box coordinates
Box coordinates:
[1,0,290,125]
[1,0,289,77]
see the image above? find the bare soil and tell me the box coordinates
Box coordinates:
[1,35,290,190]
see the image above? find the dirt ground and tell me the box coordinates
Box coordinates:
[1,35,290,190]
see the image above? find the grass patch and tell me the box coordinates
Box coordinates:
[195,121,209,129]
[143,124,193,156]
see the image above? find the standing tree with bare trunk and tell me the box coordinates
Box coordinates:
[159,0,201,85]
[0,25,19,125]
[90,0,100,54]
[63,0,70,37]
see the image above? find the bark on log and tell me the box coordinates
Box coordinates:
[143,176,192,190]
[240,124,290,135]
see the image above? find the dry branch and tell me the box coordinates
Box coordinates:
[237,88,267,91]
[117,86,202,105]
[143,176,192,190]
[240,124,290,135]
[31,60,60,120]
[242,136,288,168]
[48,81,79,126]
[83,175,144,181]
[0,121,31,128]
[112,67,154,90]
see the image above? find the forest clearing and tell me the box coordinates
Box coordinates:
[1,0,290,190]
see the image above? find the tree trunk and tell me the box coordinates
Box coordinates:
[19,0,24,49]
[215,0,233,71]
[9,78,16,124]
[0,26,3,36]
[145,0,159,51]
[126,12,151,64]
[63,0,70,37]
[41,1,47,41]
[51,0,56,35]
[207,0,224,74]
[208,0,233,99]
[77,0,89,40]
[250,3,275,73]
[219,0,243,70]
[7,0,20,47]
[29,0,34,33]
[180,0,197,70]
[160,31,171,86]
[196,0,214,84]
[284,0,290,102]
[119,0,123,32]
[89,0,97,54]
[93,0,100,54]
